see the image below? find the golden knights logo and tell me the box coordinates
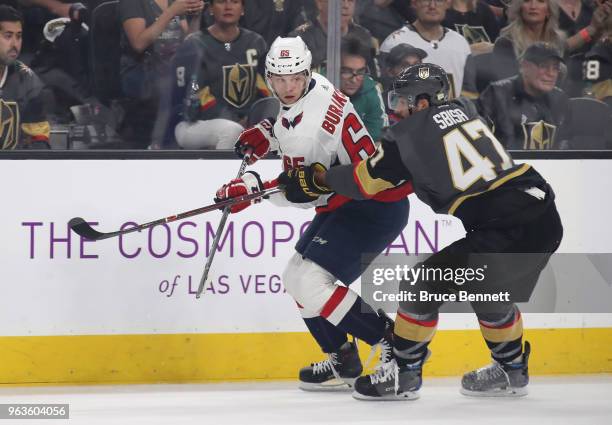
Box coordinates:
[454,25,491,44]
[223,63,256,108]
[418,67,430,79]
[0,99,20,150]
[522,120,557,150]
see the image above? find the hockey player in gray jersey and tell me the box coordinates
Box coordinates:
[278,63,563,400]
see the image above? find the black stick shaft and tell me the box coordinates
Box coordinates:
[196,154,251,298]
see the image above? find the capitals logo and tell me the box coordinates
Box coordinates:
[280,50,291,58]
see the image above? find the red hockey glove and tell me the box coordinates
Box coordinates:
[234,119,275,164]
[215,171,276,213]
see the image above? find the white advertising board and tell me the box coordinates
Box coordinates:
[1,159,610,336]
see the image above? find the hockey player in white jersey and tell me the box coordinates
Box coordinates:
[215,36,413,391]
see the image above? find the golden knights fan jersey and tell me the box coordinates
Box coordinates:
[267,73,411,213]
[171,28,269,122]
[0,62,50,149]
[326,101,545,222]
[380,25,471,99]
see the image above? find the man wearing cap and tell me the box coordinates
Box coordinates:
[383,43,428,79]
[0,5,50,150]
[478,42,572,150]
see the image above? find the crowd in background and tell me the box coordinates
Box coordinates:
[0,0,610,151]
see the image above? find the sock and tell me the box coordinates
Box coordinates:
[320,286,386,346]
[393,310,438,367]
[478,305,523,363]
[302,315,348,354]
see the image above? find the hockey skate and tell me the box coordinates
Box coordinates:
[299,340,363,391]
[352,350,429,401]
[461,341,531,397]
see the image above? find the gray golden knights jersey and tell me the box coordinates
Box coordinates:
[171,28,269,122]
[380,24,471,99]
[0,62,49,149]
[326,102,545,222]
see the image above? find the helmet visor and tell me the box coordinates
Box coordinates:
[387,90,412,111]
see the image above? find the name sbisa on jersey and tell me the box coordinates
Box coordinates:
[433,108,469,130]
[321,90,348,135]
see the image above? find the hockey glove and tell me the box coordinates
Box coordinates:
[234,118,275,164]
[215,171,274,213]
[278,163,332,204]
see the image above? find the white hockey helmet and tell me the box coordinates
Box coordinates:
[265,36,312,102]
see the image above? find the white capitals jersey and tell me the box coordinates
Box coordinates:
[268,73,378,213]
[380,24,471,99]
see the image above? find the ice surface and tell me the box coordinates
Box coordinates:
[0,375,610,425]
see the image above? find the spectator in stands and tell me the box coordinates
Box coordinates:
[379,0,472,99]
[467,0,610,97]
[157,0,269,149]
[356,0,415,43]
[240,0,308,46]
[337,36,387,141]
[119,0,204,148]
[289,0,377,73]
[120,0,203,100]
[558,0,604,39]
[0,5,50,149]
[464,0,566,96]
[443,0,501,55]
[478,42,572,150]
[383,42,427,79]
[584,22,612,103]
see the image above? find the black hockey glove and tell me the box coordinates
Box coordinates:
[277,163,331,203]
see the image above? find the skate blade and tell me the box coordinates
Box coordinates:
[299,377,357,392]
[460,386,528,398]
[352,390,420,401]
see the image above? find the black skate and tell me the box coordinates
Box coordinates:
[352,350,429,401]
[461,341,531,397]
[299,340,363,391]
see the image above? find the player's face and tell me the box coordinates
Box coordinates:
[413,0,449,25]
[520,0,550,27]
[340,55,367,96]
[210,0,243,25]
[269,73,308,105]
[521,59,561,94]
[0,21,22,66]
[390,95,411,119]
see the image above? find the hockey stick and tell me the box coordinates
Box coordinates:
[195,152,253,298]
[69,187,281,241]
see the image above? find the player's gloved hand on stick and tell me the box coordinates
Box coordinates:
[215,171,275,213]
[234,118,275,165]
[277,163,331,203]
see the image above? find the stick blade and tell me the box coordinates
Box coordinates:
[69,217,107,240]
